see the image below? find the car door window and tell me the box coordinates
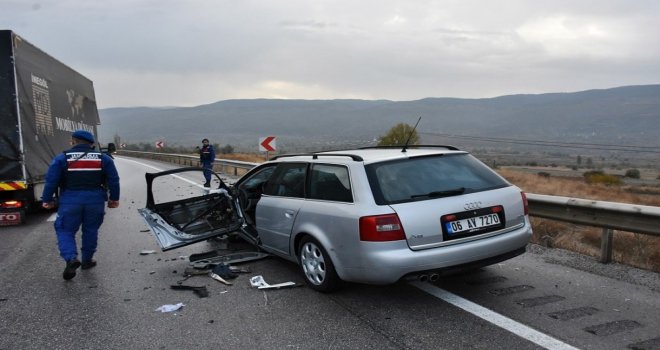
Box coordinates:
[240,165,276,190]
[263,163,307,198]
[309,164,353,203]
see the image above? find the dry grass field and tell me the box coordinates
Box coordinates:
[498,168,660,272]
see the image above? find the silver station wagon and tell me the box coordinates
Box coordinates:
[139,146,532,292]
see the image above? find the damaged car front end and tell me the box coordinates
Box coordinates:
[137,167,243,251]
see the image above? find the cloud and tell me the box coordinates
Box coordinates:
[2,0,660,107]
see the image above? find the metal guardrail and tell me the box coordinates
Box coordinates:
[116,150,257,177]
[118,150,660,263]
[527,194,660,263]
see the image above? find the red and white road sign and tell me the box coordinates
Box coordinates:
[156,141,164,148]
[259,136,276,152]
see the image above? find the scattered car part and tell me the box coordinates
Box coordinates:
[209,272,232,285]
[155,303,184,312]
[170,285,209,298]
[183,267,211,276]
[249,275,297,290]
[189,251,270,269]
[211,263,239,280]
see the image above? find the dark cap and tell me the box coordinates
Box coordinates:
[72,130,95,143]
[202,138,209,143]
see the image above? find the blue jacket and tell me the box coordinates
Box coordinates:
[199,144,215,164]
[41,144,120,204]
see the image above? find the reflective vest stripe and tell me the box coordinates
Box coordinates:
[67,159,102,170]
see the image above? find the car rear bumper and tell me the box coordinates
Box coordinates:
[336,223,532,284]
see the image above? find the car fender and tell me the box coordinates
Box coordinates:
[290,223,349,280]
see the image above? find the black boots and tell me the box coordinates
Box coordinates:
[81,260,97,270]
[63,259,81,280]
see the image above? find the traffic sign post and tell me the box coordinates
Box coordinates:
[156,140,165,151]
[259,136,276,160]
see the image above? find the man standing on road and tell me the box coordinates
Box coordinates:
[41,130,120,280]
[199,138,216,187]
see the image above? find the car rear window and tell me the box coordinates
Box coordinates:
[365,153,509,205]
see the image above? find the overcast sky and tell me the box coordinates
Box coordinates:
[3,0,660,108]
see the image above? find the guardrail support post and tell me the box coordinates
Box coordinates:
[599,228,613,263]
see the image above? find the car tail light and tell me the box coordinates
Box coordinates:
[359,214,405,241]
[521,192,529,215]
[491,205,503,213]
[1,200,22,209]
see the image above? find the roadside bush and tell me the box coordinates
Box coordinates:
[218,144,235,154]
[624,168,641,179]
[537,172,551,178]
[583,170,622,185]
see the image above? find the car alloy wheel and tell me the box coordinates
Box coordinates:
[298,236,341,292]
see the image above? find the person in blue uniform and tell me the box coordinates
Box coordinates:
[199,138,216,187]
[41,130,120,280]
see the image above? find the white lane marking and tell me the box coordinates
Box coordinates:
[116,157,205,188]
[47,213,57,222]
[410,282,579,350]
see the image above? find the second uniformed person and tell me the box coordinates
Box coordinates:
[199,138,216,187]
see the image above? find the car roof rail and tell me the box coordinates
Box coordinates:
[270,153,364,161]
[312,153,363,161]
[359,144,460,151]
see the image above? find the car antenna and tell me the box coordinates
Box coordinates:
[402,117,421,153]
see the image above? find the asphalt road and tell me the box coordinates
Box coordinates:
[0,156,658,350]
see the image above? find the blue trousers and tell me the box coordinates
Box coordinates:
[202,162,213,183]
[54,202,105,262]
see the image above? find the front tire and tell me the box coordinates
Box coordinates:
[298,236,341,292]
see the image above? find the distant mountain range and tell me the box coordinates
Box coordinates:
[98,85,660,154]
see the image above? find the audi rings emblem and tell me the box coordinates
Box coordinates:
[464,201,482,210]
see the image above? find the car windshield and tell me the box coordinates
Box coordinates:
[365,153,509,205]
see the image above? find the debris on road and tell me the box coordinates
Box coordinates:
[209,272,233,285]
[155,303,184,312]
[249,275,297,290]
[189,251,269,269]
[212,263,239,280]
[170,285,209,298]
[140,250,157,255]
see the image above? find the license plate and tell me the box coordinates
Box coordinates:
[0,211,22,226]
[445,213,500,235]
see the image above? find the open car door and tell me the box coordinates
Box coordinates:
[137,167,243,251]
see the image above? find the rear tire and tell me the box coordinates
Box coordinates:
[298,236,341,292]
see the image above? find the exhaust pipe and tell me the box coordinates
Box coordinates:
[419,274,429,282]
[429,274,440,282]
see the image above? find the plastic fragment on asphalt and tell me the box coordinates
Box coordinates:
[155,303,184,312]
[249,275,297,290]
[140,250,157,255]
[209,272,233,285]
